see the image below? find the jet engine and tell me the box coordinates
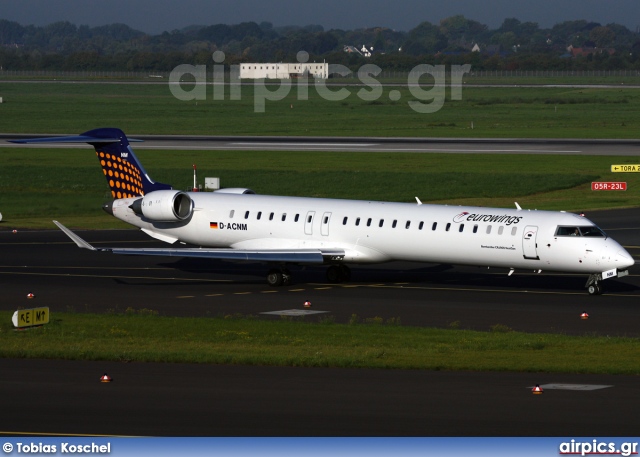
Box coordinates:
[130,190,194,222]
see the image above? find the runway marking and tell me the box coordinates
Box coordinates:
[0,270,232,282]
[177,296,194,299]
[311,282,640,297]
[205,293,223,297]
[234,292,252,295]
[232,142,377,147]
[314,287,333,290]
[528,383,612,391]
[261,290,278,293]
[288,289,305,292]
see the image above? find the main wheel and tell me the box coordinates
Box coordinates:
[281,268,292,286]
[326,265,341,283]
[338,264,351,282]
[267,269,284,287]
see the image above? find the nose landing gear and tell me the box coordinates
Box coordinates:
[585,273,603,295]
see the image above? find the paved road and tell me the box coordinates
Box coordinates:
[0,208,638,436]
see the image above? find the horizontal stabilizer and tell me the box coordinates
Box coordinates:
[9,135,142,144]
[53,221,97,251]
[54,221,344,264]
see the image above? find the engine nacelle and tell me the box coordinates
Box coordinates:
[130,190,194,222]
[214,188,256,194]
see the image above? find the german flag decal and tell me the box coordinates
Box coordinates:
[210,222,219,229]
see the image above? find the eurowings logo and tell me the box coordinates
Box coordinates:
[453,212,470,223]
[453,212,523,226]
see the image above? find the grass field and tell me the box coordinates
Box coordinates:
[0,147,638,229]
[1,81,640,138]
[1,311,638,374]
[0,80,638,373]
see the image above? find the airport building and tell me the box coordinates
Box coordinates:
[239,62,328,79]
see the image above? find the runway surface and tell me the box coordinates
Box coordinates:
[0,208,638,436]
[2,134,640,155]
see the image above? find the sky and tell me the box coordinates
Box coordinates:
[1,0,639,33]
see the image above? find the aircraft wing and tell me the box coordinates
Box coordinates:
[53,221,344,264]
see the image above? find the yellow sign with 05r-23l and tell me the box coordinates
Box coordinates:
[611,164,640,172]
[12,307,50,328]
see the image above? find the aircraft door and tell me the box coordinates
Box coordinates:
[522,225,539,260]
[321,212,332,236]
[305,211,315,235]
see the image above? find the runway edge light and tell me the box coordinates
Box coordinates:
[304,300,312,308]
[532,384,543,394]
[100,373,112,383]
[581,312,589,320]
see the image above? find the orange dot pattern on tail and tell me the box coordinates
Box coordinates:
[96,151,144,198]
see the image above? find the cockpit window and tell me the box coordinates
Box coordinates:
[555,226,606,237]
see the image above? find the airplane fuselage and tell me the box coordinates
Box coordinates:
[109,192,633,275]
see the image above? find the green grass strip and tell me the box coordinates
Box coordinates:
[1,311,638,374]
[1,148,638,229]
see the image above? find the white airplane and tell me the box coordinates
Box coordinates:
[11,128,635,295]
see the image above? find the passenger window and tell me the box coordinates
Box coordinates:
[295,214,299,222]
[257,211,262,220]
[392,220,397,228]
[324,216,329,224]
[367,218,372,227]
[498,226,504,235]
[473,225,478,233]
[419,221,424,230]
[269,212,274,221]
[307,215,312,223]
[244,211,249,219]
[446,223,451,232]
[356,217,360,226]
[486,225,492,234]
[343,217,348,225]
[406,221,411,229]
[379,219,384,228]
[459,224,464,233]
[511,226,517,236]
[432,222,437,231]
[229,210,235,218]
[282,214,287,222]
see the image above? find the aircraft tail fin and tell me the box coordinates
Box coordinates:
[10,128,172,198]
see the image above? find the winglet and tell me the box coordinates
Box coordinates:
[415,197,422,205]
[514,202,522,211]
[53,220,97,251]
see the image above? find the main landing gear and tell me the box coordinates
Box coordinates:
[265,264,352,286]
[326,264,351,283]
[585,273,603,295]
[267,268,291,287]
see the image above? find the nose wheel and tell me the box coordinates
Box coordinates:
[585,274,603,295]
[587,284,602,295]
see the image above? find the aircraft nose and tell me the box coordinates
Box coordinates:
[617,250,635,270]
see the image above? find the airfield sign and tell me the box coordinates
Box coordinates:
[12,307,50,328]
[611,165,640,172]
[591,182,627,191]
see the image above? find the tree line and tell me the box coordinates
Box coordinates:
[1,15,640,71]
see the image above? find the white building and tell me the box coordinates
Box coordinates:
[240,62,328,79]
